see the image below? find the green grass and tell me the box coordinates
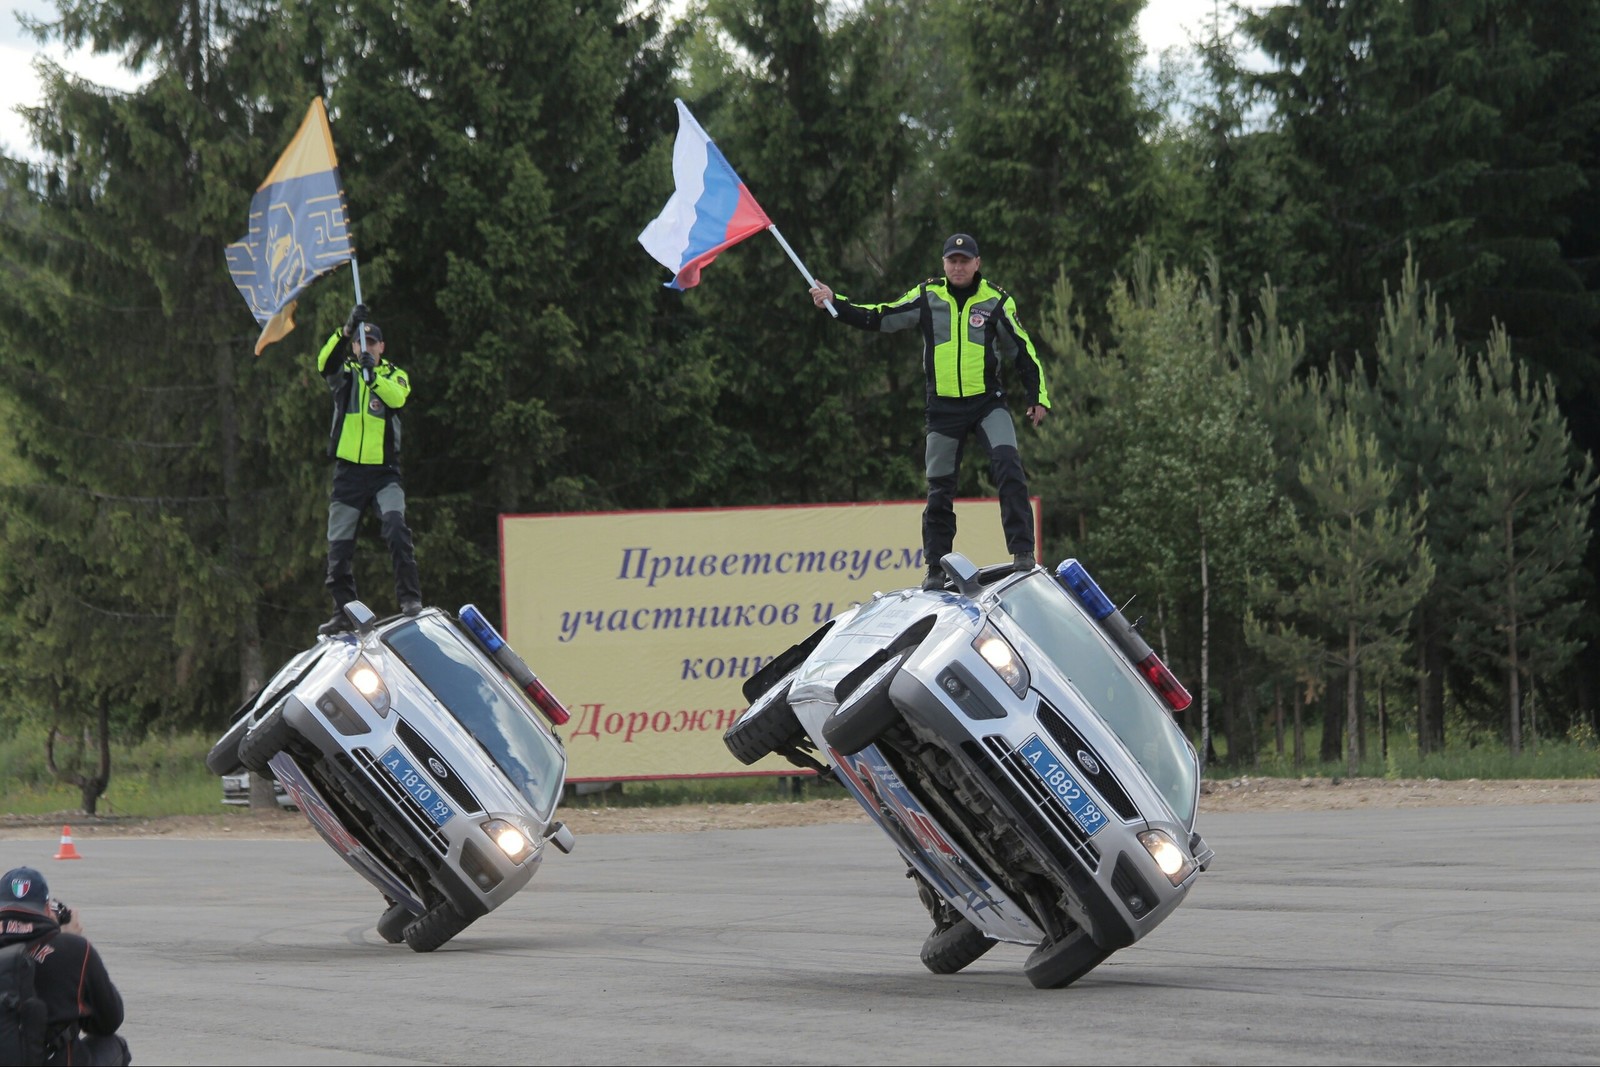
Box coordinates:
[1212,731,1599,782]
[0,725,1592,819]
[0,725,224,818]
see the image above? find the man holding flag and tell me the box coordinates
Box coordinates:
[227,99,423,633]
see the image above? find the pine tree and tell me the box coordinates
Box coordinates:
[1442,328,1597,755]
[1248,414,1433,777]
[1346,251,1463,755]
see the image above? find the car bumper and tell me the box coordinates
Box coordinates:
[888,667,1198,950]
[281,697,539,919]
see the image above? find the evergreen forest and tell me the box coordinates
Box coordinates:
[2,0,1597,799]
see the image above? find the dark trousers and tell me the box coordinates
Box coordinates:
[923,401,1035,565]
[326,462,421,611]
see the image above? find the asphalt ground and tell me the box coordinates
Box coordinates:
[4,802,1596,1065]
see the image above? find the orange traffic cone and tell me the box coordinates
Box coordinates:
[54,825,82,860]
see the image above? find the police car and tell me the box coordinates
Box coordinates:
[725,553,1211,988]
[207,601,574,952]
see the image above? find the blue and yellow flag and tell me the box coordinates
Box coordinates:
[225,98,354,355]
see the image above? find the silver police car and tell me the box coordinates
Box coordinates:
[725,553,1212,988]
[207,601,575,952]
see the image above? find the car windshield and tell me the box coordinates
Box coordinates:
[384,617,564,817]
[994,574,1198,824]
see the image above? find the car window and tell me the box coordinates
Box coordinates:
[995,575,1198,824]
[384,618,565,817]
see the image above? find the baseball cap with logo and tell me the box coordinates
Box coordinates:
[942,233,980,258]
[353,322,383,343]
[2,866,50,914]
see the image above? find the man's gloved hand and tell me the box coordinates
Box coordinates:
[359,353,376,386]
[343,303,370,337]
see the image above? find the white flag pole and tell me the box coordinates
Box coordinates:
[767,225,838,319]
[350,255,374,363]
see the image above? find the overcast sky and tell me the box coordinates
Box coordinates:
[0,0,1243,161]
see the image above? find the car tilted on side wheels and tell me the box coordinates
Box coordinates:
[207,601,576,952]
[725,552,1212,989]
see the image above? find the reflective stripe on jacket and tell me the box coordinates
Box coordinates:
[836,275,1050,408]
[317,330,411,466]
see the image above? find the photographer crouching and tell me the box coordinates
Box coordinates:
[1,867,130,1066]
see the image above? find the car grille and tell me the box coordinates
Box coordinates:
[395,718,483,815]
[964,737,1101,873]
[1035,700,1139,822]
[347,748,449,855]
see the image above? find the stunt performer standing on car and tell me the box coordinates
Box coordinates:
[809,234,1050,589]
[0,867,131,1066]
[315,304,423,636]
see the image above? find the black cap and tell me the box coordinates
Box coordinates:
[942,233,980,258]
[353,322,383,343]
[2,866,50,915]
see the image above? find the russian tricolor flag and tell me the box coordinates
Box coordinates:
[638,99,773,290]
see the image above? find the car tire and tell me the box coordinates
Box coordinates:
[376,901,412,945]
[920,917,996,975]
[821,650,907,755]
[1023,926,1112,989]
[403,900,473,953]
[723,672,805,765]
[237,704,295,776]
[205,713,255,776]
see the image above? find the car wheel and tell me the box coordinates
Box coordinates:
[237,704,295,776]
[920,917,996,975]
[403,900,474,953]
[205,713,255,776]
[723,672,805,765]
[821,650,907,755]
[376,901,412,945]
[1023,926,1112,989]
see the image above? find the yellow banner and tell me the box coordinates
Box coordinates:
[500,499,1038,780]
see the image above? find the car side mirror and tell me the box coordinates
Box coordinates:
[545,820,575,854]
[343,600,378,635]
[939,552,983,598]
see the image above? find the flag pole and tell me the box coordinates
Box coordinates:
[766,225,837,319]
[349,255,374,360]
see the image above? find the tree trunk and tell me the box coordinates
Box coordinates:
[1504,508,1522,756]
[1415,610,1430,757]
[1346,622,1360,778]
[1274,682,1285,759]
[1199,533,1211,770]
[1293,690,1305,770]
[46,700,112,816]
[1378,680,1387,768]
[1320,681,1342,764]
[216,338,277,812]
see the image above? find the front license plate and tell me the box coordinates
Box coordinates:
[1019,735,1108,837]
[379,745,455,827]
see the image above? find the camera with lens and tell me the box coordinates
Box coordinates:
[51,899,72,926]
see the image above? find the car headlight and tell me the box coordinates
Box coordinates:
[972,622,1029,696]
[1138,828,1197,886]
[346,657,390,715]
[482,818,533,863]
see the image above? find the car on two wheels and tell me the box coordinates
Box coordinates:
[207,600,576,952]
[724,552,1212,989]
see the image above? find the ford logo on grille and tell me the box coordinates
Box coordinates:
[427,757,448,779]
[1076,750,1101,776]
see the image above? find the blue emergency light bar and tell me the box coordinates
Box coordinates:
[1056,559,1115,619]
[458,603,506,653]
